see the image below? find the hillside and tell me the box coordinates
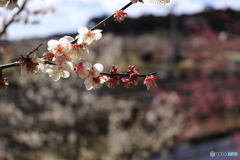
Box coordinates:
[87,8,240,35]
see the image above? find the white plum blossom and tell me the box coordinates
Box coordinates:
[76,27,102,45]
[34,58,49,73]
[19,53,39,79]
[47,36,72,56]
[84,75,106,90]
[53,54,74,72]
[149,0,170,5]
[74,62,105,90]
[60,61,74,72]
[76,62,103,79]
[74,62,90,79]
[69,43,89,62]
[84,63,104,78]
[7,0,19,10]
[83,63,104,90]
[46,66,70,81]
[20,65,37,79]
[62,36,74,43]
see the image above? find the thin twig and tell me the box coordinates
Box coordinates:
[27,43,43,56]
[100,72,157,77]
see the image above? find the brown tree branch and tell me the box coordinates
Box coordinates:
[0,61,20,70]
[0,0,29,37]
[26,43,43,56]
[100,72,157,77]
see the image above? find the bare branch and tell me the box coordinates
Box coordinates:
[0,61,20,70]
[26,43,43,56]
[0,0,29,37]
[100,72,157,77]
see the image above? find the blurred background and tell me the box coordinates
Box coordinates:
[1,0,240,160]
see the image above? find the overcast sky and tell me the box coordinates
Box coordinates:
[1,0,240,40]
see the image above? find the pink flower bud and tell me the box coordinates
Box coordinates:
[114,10,128,23]
[0,78,9,90]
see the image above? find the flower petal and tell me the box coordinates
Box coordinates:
[63,36,74,42]
[47,40,58,48]
[62,70,70,78]
[61,61,74,72]
[50,70,61,81]
[83,62,92,70]
[94,63,104,72]
[84,77,93,90]
[92,29,102,33]
[78,26,88,34]
[77,38,83,45]
[81,49,89,60]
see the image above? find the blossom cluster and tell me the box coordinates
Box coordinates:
[0,0,171,91]
[131,0,170,5]
[18,27,103,89]
[17,26,157,91]
[0,0,19,10]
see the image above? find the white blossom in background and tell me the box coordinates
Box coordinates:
[149,0,170,5]
[107,91,182,160]
[0,0,19,10]
[76,27,102,45]
[6,0,19,10]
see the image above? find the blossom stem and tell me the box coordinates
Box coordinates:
[100,72,157,77]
